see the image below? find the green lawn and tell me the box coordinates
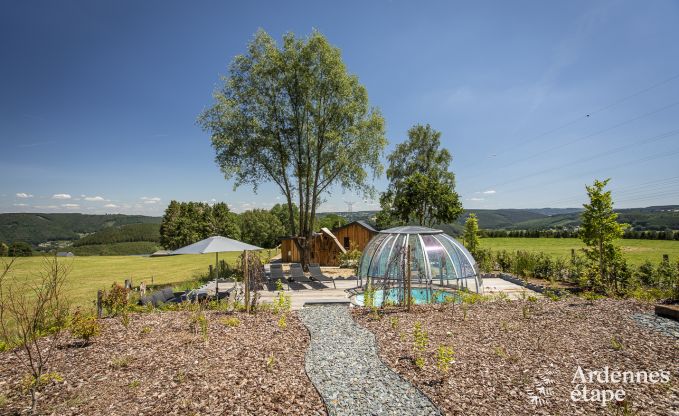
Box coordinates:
[1,249,279,309]
[479,238,679,266]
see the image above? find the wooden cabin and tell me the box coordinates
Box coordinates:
[280,220,378,266]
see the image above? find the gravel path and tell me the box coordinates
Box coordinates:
[298,305,440,416]
[631,313,679,339]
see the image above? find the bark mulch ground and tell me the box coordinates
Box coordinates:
[354,298,679,416]
[0,310,326,415]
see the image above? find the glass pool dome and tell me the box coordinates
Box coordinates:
[358,226,483,293]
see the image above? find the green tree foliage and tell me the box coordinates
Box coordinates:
[8,241,32,257]
[378,124,462,227]
[579,179,628,293]
[159,201,240,250]
[0,242,8,257]
[270,203,299,236]
[463,213,480,257]
[71,223,160,246]
[199,29,386,266]
[239,209,286,248]
[316,213,348,231]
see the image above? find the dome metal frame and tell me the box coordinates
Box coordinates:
[358,227,483,297]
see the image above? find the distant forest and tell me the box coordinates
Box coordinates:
[1,205,677,256]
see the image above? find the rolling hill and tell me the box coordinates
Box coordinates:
[0,213,161,246]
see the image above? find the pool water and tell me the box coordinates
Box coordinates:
[354,288,457,307]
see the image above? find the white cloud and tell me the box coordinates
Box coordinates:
[16,192,33,198]
[35,205,59,209]
[52,193,71,200]
[84,196,105,202]
[104,203,118,208]
[482,190,497,195]
[61,203,79,208]
[13,203,28,207]
[469,197,485,201]
[140,196,161,204]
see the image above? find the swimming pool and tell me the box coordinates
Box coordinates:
[353,288,457,306]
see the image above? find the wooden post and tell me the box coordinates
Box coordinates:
[96,290,103,318]
[244,250,250,313]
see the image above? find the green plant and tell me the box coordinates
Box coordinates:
[581,291,604,304]
[462,303,468,321]
[21,372,63,393]
[0,256,70,413]
[102,283,129,317]
[522,304,531,319]
[0,339,7,352]
[129,380,140,388]
[139,326,152,336]
[110,355,133,369]
[69,308,100,345]
[190,311,209,342]
[0,393,6,407]
[544,290,561,301]
[611,336,624,351]
[389,316,399,330]
[266,353,275,372]
[277,314,287,330]
[436,345,455,374]
[500,320,509,332]
[221,317,241,327]
[413,321,428,370]
[120,310,130,328]
[173,370,186,383]
[493,346,510,360]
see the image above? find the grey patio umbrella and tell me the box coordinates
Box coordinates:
[172,236,263,293]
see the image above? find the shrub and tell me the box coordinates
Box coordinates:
[189,311,208,342]
[0,242,8,257]
[277,314,287,330]
[69,309,100,344]
[436,345,455,374]
[413,321,428,370]
[102,283,129,316]
[221,317,241,327]
[8,241,32,257]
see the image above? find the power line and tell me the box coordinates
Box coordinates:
[458,72,679,169]
[478,128,679,191]
[489,148,679,206]
[465,99,679,182]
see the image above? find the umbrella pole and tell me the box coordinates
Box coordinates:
[215,252,219,300]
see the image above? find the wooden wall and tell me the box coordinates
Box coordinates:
[333,223,377,252]
[280,223,378,266]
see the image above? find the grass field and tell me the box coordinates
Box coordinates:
[479,238,679,265]
[1,248,280,309]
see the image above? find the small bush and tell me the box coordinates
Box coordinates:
[436,345,455,374]
[389,316,399,330]
[221,317,241,327]
[21,372,63,393]
[129,380,140,388]
[139,326,152,336]
[110,355,133,369]
[413,321,428,370]
[102,283,129,316]
[266,353,275,372]
[611,336,624,351]
[277,314,287,330]
[190,311,209,342]
[69,309,100,344]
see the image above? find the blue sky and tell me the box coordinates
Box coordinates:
[1,0,678,216]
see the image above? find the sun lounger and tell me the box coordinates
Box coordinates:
[268,264,289,290]
[291,263,328,290]
[308,263,336,288]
